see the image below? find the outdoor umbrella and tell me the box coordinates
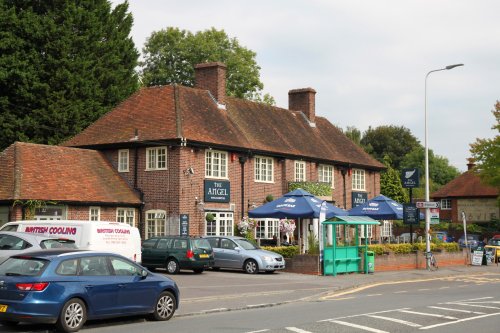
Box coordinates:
[348,194,404,220]
[248,188,347,219]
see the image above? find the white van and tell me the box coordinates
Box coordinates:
[0,220,142,263]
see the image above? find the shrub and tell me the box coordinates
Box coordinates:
[261,245,299,258]
[442,242,460,252]
[367,245,386,255]
[386,243,413,254]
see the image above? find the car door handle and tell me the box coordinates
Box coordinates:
[84,285,94,289]
[118,284,126,288]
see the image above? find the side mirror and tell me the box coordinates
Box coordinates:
[234,247,240,251]
[141,269,148,278]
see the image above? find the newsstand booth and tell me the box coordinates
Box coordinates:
[321,216,380,276]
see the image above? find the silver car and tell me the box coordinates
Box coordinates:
[204,236,285,274]
[0,231,77,264]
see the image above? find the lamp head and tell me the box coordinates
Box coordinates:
[445,64,464,70]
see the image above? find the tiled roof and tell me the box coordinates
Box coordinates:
[432,170,498,198]
[63,85,384,169]
[0,142,141,204]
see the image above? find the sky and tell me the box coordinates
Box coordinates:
[111,0,500,172]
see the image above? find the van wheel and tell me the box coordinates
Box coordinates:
[150,291,176,321]
[56,298,87,332]
[166,259,180,274]
[244,259,258,274]
[0,320,19,327]
[193,268,204,274]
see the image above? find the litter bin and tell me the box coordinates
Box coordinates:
[366,251,375,273]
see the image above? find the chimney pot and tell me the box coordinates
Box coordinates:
[194,62,226,106]
[288,88,316,123]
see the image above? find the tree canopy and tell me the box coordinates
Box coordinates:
[0,0,139,150]
[380,155,409,203]
[140,27,274,104]
[470,101,500,196]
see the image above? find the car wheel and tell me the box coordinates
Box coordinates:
[166,258,180,274]
[0,320,19,327]
[193,268,204,274]
[150,291,176,321]
[244,259,258,274]
[56,298,87,333]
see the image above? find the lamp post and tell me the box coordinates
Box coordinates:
[424,63,463,269]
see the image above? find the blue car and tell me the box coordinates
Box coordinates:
[0,249,179,332]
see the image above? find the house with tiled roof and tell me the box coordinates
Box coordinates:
[0,142,141,226]
[431,160,499,224]
[1,62,385,247]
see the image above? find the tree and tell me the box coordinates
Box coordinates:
[344,126,363,146]
[470,101,500,196]
[140,27,274,104]
[380,155,409,203]
[0,0,139,150]
[360,125,421,170]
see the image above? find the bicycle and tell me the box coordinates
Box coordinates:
[425,251,438,271]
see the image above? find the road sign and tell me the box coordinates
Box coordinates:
[416,201,440,209]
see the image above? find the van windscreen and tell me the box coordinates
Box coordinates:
[192,239,211,250]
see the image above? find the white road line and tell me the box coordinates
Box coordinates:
[318,308,411,321]
[285,327,312,333]
[246,330,269,333]
[367,294,382,297]
[447,303,500,310]
[393,291,408,294]
[420,312,500,330]
[398,309,457,320]
[330,320,389,333]
[366,314,421,327]
[452,296,493,302]
[428,306,485,314]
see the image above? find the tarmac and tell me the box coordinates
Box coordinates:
[172,263,500,317]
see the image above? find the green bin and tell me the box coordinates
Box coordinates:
[366,251,375,273]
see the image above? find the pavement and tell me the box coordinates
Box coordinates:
[171,263,500,318]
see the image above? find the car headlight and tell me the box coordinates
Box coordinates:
[261,256,273,262]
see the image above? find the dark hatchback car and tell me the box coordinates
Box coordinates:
[141,236,214,274]
[0,249,179,332]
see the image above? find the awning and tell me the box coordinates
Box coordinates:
[322,215,380,225]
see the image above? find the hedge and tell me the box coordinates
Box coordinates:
[261,245,299,258]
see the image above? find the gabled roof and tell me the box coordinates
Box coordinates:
[431,170,498,198]
[0,142,141,205]
[63,85,384,169]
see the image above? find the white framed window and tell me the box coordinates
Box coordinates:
[255,156,274,183]
[205,212,233,236]
[381,221,393,237]
[146,147,167,170]
[145,210,166,239]
[441,199,452,210]
[117,208,135,227]
[118,149,129,172]
[89,207,100,221]
[359,225,373,238]
[352,169,365,191]
[205,150,228,179]
[318,164,334,188]
[294,161,306,182]
[255,218,279,239]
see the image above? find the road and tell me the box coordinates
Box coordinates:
[3,271,499,333]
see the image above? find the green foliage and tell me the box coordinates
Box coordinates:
[265,194,274,202]
[0,0,139,150]
[140,27,273,104]
[442,242,460,252]
[367,245,386,255]
[360,125,420,170]
[470,101,500,201]
[288,182,332,196]
[307,232,319,255]
[205,213,215,222]
[368,242,459,254]
[261,245,299,258]
[12,199,57,220]
[386,243,413,254]
[380,155,409,203]
[343,126,362,146]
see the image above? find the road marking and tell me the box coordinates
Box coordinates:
[331,296,356,301]
[398,309,457,319]
[393,290,408,294]
[330,320,389,333]
[285,327,312,333]
[438,286,450,289]
[418,288,431,291]
[448,302,500,309]
[318,308,410,321]
[201,308,228,313]
[366,314,421,327]
[428,306,485,314]
[420,312,500,330]
[367,294,382,297]
[246,330,269,333]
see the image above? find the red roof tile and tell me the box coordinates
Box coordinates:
[63,85,384,169]
[0,142,141,204]
[432,170,498,198]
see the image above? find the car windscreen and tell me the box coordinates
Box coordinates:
[40,239,77,249]
[192,239,211,250]
[488,239,500,246]
[0,257,48,276]
[234,238,259,250]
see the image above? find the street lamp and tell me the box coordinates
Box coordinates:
[424,63,463,269]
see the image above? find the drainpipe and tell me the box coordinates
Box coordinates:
[239,156,247,218]
[340,168,347,209]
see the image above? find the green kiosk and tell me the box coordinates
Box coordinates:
[321,216,380,276]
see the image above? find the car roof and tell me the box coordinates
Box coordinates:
[0,231,71,241]
[204,235,244,239]
[10,249,127,260]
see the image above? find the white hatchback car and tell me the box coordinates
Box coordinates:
[204,236,285,274]
[0,231,77,264]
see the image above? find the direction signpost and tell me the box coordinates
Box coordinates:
[416,201,440,209]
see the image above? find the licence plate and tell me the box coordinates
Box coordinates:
[199,254,209,258]
[0,304,7,312]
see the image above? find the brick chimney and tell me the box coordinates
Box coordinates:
[194,62,226,107]
[467,158,476,171]
[288,88,316,123]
